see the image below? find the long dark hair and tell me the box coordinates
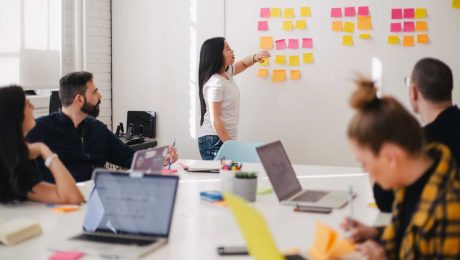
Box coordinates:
[198,37,225,126]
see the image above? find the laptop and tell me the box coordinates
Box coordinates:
[256,141,350,209]
[130,146,168,174]
[49,169,179,259]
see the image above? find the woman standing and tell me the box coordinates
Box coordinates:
[198,37,270,160]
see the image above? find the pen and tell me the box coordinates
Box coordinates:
[168,138,176,170]
[348,185,354,236]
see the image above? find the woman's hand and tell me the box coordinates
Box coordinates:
[27,142,52,160]
[254,50,271,62]
[341,217,380,243]
[357,240,387,260]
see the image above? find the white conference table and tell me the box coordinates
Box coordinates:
[0,160,390,260]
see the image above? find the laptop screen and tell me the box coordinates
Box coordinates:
[130,146,168,173]
[83,170,179,238]
[256,141,302,201]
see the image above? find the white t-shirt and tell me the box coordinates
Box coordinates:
[199,65,240,140]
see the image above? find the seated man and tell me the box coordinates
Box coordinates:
[27,71,178,182]
[373,58,460,212]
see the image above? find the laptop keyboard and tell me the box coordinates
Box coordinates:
[72,234,156,246]
[291,190,329,202]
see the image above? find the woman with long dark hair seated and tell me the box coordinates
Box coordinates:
[0,85,84,204]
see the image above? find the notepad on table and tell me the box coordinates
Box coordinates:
[0,218,42,245]
[186,160,221,173]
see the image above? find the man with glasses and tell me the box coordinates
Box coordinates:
[374,57,460,212]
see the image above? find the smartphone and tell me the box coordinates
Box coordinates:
[294,205,332,214]
[217,246,248,256]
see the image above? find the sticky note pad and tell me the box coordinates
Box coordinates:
[359,34,371,39]
[259,36,273,50]
[357,16,372,30]
[300,6,311,17]
[290,70,301,80]
[284,8,295,18]
[302,38,313,48]
[258,21,268,31]
[271,8,281,17]
[309,222,355,260]
[274,55,286,65]
[49,251,85,260]
[51,206,80,213]
[295,20,307,30]
[342,35,354,46]
[343,22,355,33]
[288,39,299,49]
[260,8,270,18]
[404,8,415,19]
[404,21,415,32]
[453,0,460,8]
[331,21,343,32]
[388,35,399,45]
[289,56,300,66]
[417,34,429,44]
[392,9,403,19]
[257,69,269,78]
[344,7,356,17]
[403,35,414,47]
[283,21,294,31]
[275,39,286,50]
[272,70,286,82]
[303,53,314,64]
[358,6,370,16]
[415,8,427,18]
[415,21,428,31]
[331,8,342,18]
[260,58,269,66]
[390,23,402,32]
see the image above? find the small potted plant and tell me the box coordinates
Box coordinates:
[232,172,257,202]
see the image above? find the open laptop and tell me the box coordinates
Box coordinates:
[256,141,350,209]
[130,146,168,174]
[49,169,179,259]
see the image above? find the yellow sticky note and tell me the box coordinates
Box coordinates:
[271,8,281,17]
[224,193,284,260]
[331,21,342,32]
[289,56,300,66]
[403,35,415,47]
[454,0,460,8]
[415,21,428,31]
[290,70,301,80]
[272,70,286,82]
[359,34,371,39]
[342,35,354,46]
[300,6,311,17]
[343,22,355,33]
[388,35,399,45]
[415,8,427,18]
[309,222,355,260]
[284,8,295,18]
[295,20,307,30]
[417,34,429,44]
[274,55,286,65]
[283,21,294,31]
[357,16,372,30]
[257,69,269,78]
[368,202,378,208]
[260,58,269,66]
[259,36,273,50]
[303,53,314,64]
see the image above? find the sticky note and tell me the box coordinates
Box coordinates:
[302,38,313,48]
[331,21,343,32]
[388,35,399,45]
[295,20,307,30]
[259,36,273,50]
[51,206,80,213]
[258,21,268,31]
[344,7,356,17]
[303,53,314,64]
[390,23,402,32]
[403,35,414,47]
[288,39,299,49]
[290,70,301,80]
[415,21,428,31]
[283,21,294,31]
[260,8,270,18]
[300,6,311,17]
[343,22,355,33]
[309,222,355,260]
[260,58,269,66]
[284,8,295,18]
[257,69,269,78]
[271,8,281,17]
[453,0,460,8]
[404,8,415,19]
[275,39,286,50]
[272,70,286,82]
[49,251,85,260]
[274,55,286,65]
[359,34,371,39]
[342,35,354,46]
[289,56,300,66]
[358,6,370,16]
[392,9,403,19]
[415,8,427,18]
[417,34,429,44]
[357,16,372,30]
[331,8,342,18]
[404,21,415,32]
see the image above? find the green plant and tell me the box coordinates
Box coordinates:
[235,171,257,179]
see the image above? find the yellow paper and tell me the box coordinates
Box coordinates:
[454,0,460,8]
[283,21,294,31]
[289,56,300,66]
[342,35,354,46]
[271,8,281,17]
[303,53,314,64]
[343,22,355,33]
[417,34,429,44]
[290,70,301,80]
[415,8,427,18]
[224,193,284,260]
[300,6,311,17]
[388,35,399,45]
[403,35,415,47]
[331,21,342,32]
[415,21,428,31]
[295,20,307,30]
[272,70,286,82]
[274,55,286,65]
[357,16,372,30]
[309,222,355,260]
[359,34,371,39]
[260,58,269,66]
[257,69,269,78]
[259,36,273,50]
[284,8,295,18]
[368,202,377,208]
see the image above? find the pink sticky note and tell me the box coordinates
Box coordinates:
[49,251,85,260]
[390,22,402,32]
[288,39,299,49]
[258,21,268,31]
[403,8,415,19]
[331,8,342,18]
[275,39,286,50]
[392,9,402,19]
[302,38,313,49]
[404,21,415,32]
[344,7,356,17]
[260,8,270,18]
[358,6,369,16]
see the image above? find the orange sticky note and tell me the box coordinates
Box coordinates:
[357,16,372,30]
[295,20,307,30]
[289,56,300,66]
[51,206,80,213]
[403,35,414,47]
[271,8,281,17]
[300,6,311,17]
[290,70,301,80]
[274,55,286,65]
[415,8,427,18]
[388,35,399,45]
[309,222,355,260]
[342,35,353,46]
[257,69,269,78]
[260,58,269,66]
[272,70,286,82]
[331,21,342,32]
[415,21,428,31]
[284,8,295,18]
[359,34,371,39]
[453,0,460,8]
[417,34,429,44]
[259,36,273,49]
[283,21,294,31]
[303,53,314,64]
[343,22,355,33]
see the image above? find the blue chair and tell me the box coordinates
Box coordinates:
[214,140,264,163]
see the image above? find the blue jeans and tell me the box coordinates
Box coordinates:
[198,135,223,160]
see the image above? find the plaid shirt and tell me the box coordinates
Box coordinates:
[381,143,460,259]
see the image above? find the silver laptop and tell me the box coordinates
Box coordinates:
[49,169,179,259]
[131,146,168,174]
[256,141,350,209]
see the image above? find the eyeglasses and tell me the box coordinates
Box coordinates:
[403,77,412,88]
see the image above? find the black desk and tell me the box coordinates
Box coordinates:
[119,136,158,151]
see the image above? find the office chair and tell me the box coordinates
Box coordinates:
[214,140,264,163]
[49,90,62,113]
